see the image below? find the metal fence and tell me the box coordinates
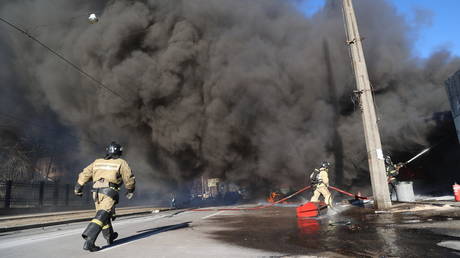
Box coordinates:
[0,180,93,209]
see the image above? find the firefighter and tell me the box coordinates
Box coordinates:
[385,155,403,199]
[74,141,135,252]
[310,161,332,207]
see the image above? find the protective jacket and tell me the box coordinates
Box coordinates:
[310,168,329,187]
[310,167,331,206]
[385,160,401,185]
[77,158,135,190]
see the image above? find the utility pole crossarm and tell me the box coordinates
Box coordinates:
[342,0,391,209]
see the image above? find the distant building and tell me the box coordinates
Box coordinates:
[445,70,460,143]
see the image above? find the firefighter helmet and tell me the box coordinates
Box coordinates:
[106,141,123,158]
[384,155,392,165]
[320,161,331,169]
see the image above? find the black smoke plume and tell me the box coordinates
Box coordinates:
[1,0,459,195]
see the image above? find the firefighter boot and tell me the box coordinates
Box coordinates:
[82,223,101,252]
[102,221,118,245]
[82,210,110,252]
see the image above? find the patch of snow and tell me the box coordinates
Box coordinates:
[437,241,460,251]
[415,195,455,201]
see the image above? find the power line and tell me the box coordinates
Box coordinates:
[0,16,127,102]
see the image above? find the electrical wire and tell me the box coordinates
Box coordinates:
[0,16,126,148]
[0,16,126,102]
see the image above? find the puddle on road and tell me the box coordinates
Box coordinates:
[208,206,460,257]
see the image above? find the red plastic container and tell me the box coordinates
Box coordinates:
[453,184,460,202]
[296,202,327,218]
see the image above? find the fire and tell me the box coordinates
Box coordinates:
[267,192,281,203]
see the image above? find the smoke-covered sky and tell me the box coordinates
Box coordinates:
[1,0,459,194]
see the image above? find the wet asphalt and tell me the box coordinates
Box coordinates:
[2,204,460,257]
[207,205,460,257]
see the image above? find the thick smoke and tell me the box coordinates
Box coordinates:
[0,20,83,183]
[1,0,459,194]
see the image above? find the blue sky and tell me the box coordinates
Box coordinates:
[297,0,460,58]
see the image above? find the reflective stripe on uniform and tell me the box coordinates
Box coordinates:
[94,163,120,170]
[91,219,104,227]
[102,224,111,229]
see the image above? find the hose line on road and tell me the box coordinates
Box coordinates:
[190,185,369,212]
[191,185,312,212]
[328,186,368,200]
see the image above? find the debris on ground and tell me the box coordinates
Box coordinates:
[328,220,351,226]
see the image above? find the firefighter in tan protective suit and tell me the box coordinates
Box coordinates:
[310,161,332,207]
[74,141,135,252]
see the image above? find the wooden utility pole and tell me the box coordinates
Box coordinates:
[342,0,391,209]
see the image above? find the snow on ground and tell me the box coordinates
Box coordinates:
[416,195,455,201]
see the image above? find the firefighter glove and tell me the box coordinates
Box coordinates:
[74,183,83,196]
[125,188,135,200]
[125,192,134,200]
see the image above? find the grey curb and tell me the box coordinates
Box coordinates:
[0,210,168,233]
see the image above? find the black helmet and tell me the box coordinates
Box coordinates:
[106,141,123,158]
[320,161,331,169]
[384,155,392,165]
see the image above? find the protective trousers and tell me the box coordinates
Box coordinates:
[310,185,332,206]
[389,182,398,201]
[81,192,117,251]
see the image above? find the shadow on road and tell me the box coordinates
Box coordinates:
[102,221,191,250]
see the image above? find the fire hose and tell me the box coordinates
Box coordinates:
[191,185,368,212]
[328,186,368,200]
[190,144,438,212]
[191,185,312,211]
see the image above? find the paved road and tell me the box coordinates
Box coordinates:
[2,204,460,257]
[0,207,279,258]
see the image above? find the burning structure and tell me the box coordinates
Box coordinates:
[1,0,460,197]
[445,70,460,143]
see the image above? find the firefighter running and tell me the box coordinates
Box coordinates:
[74,141,136,252]
[309,161,332,207]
